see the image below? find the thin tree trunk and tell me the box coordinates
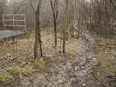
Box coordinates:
[34,0,43,59]
[50,0,58,47]
[54,19,57,47]
[34,27,39,58]
[63,0,69,53]
[63,26,66,53]
[36,10,43,57]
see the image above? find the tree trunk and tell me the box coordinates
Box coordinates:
[34,26,39,58]
[63,27,66,53]
[34,1,43,59]
[63,0,70,53]
[54,19,57,47]
[50,0,58,47]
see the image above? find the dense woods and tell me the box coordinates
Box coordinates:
[71,0,116,38]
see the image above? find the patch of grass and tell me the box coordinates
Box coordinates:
[97,64,116,75]
[0,62,5,68]
[0,69,13,83]
[9,66,32,76]
[0,41,4,46]
[42,27,53,32]
[34,59,45,69]
[94,38,116,75]
[21,67,32,76]
[9,66,21,75]
[67,39,79,55]
[106,65,116,73]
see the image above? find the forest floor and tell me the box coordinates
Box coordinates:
[91,36,116,87]
[0,31,116,87]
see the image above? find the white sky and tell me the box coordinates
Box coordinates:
[7,0,10,5]
[86,0,90,2]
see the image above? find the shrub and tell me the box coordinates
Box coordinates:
[9,66,32,76]
[0,62,5,68]
[9,66,21,75]
[21,67,32,76]
[34,59,45,68]
[0,69,13,83]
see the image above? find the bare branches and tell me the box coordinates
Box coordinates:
[14,2,28,14]
[36,0,42,14]
[30,0,36,13]
[110,0,116,10]
[14,0,28,14]
[50,0,58,47]
[50,0,58,20]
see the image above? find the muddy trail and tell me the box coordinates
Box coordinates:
[2,34,98,87]
[18,34,97,87]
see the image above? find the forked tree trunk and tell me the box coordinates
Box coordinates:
[34,0,43,59]
[50,0,58,47]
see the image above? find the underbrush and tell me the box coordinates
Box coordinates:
[9,66,32,76]
[0,69,13,83]
[0,66,32,84]
[0,31,81,85]
[93,38,116,87]
[34,59,45,69]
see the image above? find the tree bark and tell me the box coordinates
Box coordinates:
[50,0,58,47]
[63,0,69,53]
[34,0,43,59]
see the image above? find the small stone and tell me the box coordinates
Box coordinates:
[93,58,96,60]
[75,66,79,71]
[7,53,11,57]
[82,83,87,86]
[81,66,85,69]
[66,62,72,69]
[58,79,64,83]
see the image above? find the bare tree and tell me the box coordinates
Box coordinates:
[50,0,58,47]
[30,0,43,59]
[110,0,116,10]
[63,0,70,53]
[73,0,116,38]
[14,0,28,14]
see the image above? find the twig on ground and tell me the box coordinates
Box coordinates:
[91,72,111,87]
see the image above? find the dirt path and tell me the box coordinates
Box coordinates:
[12,34,97,87]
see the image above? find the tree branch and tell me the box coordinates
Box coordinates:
[14,2,28,14]
[30,0,36,13]
[14,0,27,14]
[110,0,116,10]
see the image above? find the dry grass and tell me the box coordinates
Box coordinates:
[0,31,83,75]
[94,38,116,74]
